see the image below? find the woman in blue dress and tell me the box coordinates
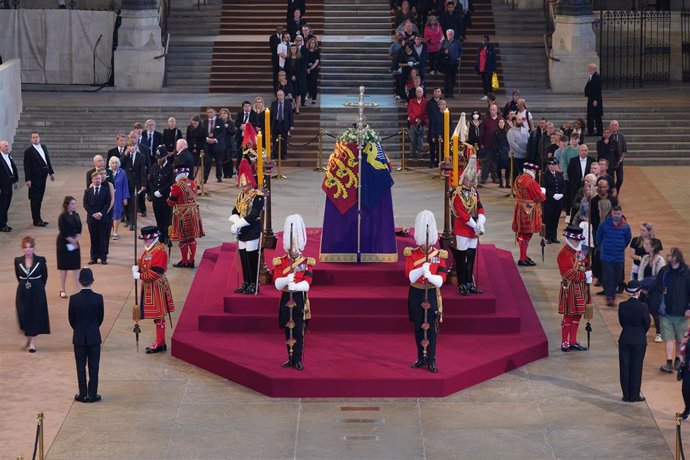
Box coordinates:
[108,156,130,240]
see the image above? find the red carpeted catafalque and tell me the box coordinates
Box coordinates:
[171,229,548,397]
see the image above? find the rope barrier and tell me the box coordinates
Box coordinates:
[322,131,338,139]
[379,130,403,141]
[285,133,320,148]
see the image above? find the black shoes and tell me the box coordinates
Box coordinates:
[517,260,533,267]
[217,178,223,183]
[427,361,438,373]
[569,342,588,351]
[561,344,571,352]
[74,394,89,403]
[243,283,258,295]
[0,225,11,232]
[129,224,135,231]
[546,238,561,244]
[282,358,303,370]
[88,259,98,265]
[145,343,167,354]
[89,395,102,403]
[467,283,483,294]
[458,284,469,296]
[173,261,195,268]
[101,259,108,265]
[234,282,249,294]
[411,359,425,368]
[33,221,48,227]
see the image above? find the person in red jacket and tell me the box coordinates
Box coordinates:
[273,214,314,370]
[451,154,486,295]
[407,87,428,160]
[512,162,546,266]
[131,226,175,354]
[404,210,448,373]
[557,224,592,352]
[167,166,204,268]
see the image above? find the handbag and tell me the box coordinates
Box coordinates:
[491,72,500,90]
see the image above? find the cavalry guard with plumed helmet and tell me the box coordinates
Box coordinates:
[230,150,265,294]
[450,153,486,295]
[273,214,315,371]
[404,210,448,373]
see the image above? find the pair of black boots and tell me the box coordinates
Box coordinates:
[235,249,259,294]
[452,247,482,296]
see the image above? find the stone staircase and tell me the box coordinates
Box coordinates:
[165,0,222,92]
[219,0,324,35]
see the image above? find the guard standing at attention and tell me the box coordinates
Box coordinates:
[557,225,591,352]
[167,166,204,268]
[404,210,447,373]
[618,280,650,402]
[273,214,315,371]
[512,162,546,266]
[450,154,486,295]
[230,152,265,294]
[132,226,175,354]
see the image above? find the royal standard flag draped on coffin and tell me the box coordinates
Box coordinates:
[321,142,359,214]
[361,141,394,211]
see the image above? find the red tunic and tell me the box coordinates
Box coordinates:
[404,247,448,285]
[451,186,485,238]
[557,244,589,315]
[138,242,175,319]
[167,178,204,241]
[512,173,545,233]
[273,254,315,321]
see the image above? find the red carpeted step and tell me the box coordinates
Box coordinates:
[198,309,521,333]
[223,286,497,315]
[171,329,546,397]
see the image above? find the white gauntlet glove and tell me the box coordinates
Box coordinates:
[585,270,593,284]
[425,272,443,288]
[154,191,162,198]
[131,265,141,280]
[540,187,546,195]
[553,193,563,201]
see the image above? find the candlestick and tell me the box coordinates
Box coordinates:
[257,133,264,187]
[264,109,271,160]
[452,134,459,186]
[443,109,450,163]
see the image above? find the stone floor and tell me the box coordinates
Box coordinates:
[0,155,685,458]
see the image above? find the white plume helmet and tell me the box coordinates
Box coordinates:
[282,214,307,253]
[459,153,478,187]
[414,210,438,246]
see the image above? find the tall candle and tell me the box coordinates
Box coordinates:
[452,134,459,186]
[264,108,271,160]
[443,109,450,163]
[256,133,264,187]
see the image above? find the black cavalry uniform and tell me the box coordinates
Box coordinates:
[543,167,566,242]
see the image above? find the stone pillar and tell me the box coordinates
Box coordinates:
[548,0,599,93]
[113,0,165,90]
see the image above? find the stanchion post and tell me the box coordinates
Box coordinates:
[396,128,410,172]
[263,161,277,249]
[675,412,682,460]
[433,135,444,180]
[198,149,211,197]
[272,135,287,180]
[37,411,44,460]
[314,129,326,172]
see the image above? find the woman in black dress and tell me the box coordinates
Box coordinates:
[15,236,50,352]
[254,97,267,151]
[57,196,82,298]
[186,115,206,171]
[285,44,307,114]
[305,37,320,104]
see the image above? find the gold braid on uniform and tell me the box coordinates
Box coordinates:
[235,189,264,218]
[450,186,478,219]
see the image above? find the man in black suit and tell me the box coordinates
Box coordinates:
[122,139,147,231]
[143,119,164,165]
[269,25,286,86]
[0,140,19,232]
[173,139,195,180]
[235,101,259,160]
[203,107,225,184]
[84,172,112,264]
[23,131,55,227]
[618,280,650,402]
[106,134,126,163]
[566,144,594,223]
[287,9,305,40]
[148,147,174,245]
[287,0,306,21]
[543,158,565,244]
[271,90,294,160]
[585,63,604,136]
[68,268,104,403]
[85,155,107,188]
